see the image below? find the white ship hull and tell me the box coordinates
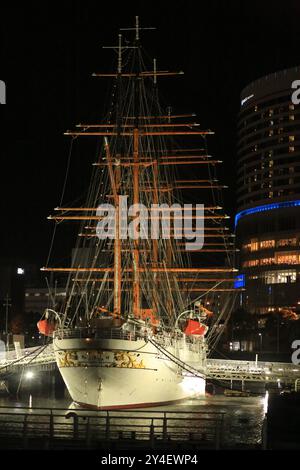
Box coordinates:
[53,333,206,409]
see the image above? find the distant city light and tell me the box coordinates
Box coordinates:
[17,268,25,275]
[25,371,34,380]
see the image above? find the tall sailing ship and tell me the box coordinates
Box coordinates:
[39,17,238,409]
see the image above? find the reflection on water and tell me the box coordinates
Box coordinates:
[0,392,265,447]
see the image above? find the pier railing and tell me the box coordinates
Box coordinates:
[207,358,300,384]
[0,406,225,449]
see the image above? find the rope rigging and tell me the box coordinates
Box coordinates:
[42,23,238,356]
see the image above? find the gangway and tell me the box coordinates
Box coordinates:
[1,343,300,388]
[206,358,300,387]
[0,344,55,376]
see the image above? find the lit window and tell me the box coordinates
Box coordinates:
[260,240,275,249]
[277,238,297,247]
[17,268,25,275]
[242,259,259,267]
[275,251,299,265]
[260,258,274,265]
[250,239,259,251]
[264,270,297,284]
[289,146,295,153]
[278,271,296,283]
[289,135,295,142]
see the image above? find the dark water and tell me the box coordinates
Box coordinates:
[0,392,266,448]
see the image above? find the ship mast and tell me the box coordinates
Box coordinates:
[132,128,140,317]
[132,17,147,319]
[103,136,121,316]
[42,17,242,329]
[102,32,136,318]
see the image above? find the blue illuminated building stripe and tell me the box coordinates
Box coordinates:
[235,199,300,227]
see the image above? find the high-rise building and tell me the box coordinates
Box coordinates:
[236,66,300,318]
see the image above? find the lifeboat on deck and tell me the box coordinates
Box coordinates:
[37,319,56,336]
[184,319,208,336]
[37,309,60,337]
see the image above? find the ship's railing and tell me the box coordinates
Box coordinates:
[53,327,147,341]
[0,405,226,449]
[53,327,206,349]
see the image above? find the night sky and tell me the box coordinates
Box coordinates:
[1,1,300,269]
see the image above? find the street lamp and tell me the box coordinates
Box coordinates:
[258,333,262,351]
[3,294,11,350]
[25,371,34,380]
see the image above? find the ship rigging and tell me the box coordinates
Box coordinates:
[38,17,240,409]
